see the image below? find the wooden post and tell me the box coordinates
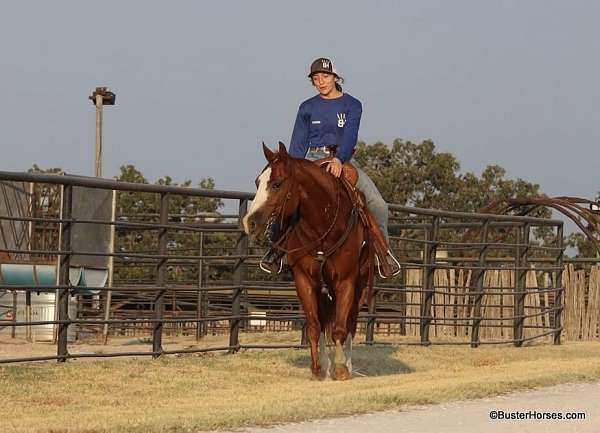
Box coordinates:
[470,220,490,347]
[229,199,248,353]
[94,94,103,178]
[420,216,439,344]
[152,193,169,358]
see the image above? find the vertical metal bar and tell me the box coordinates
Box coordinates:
[399,266,407,336]
[513,223,530,347]
[11,290,17,338]
[57,184,73,362]
[102,189,116,344]
[365,286,377,345]
[196,231,205,342]
[554,223,564,345]
[152,192,169,358]
[420,216,439,345]
[229,199,248,353]
[25,291,32,342]
[52,185,64,345]
[470,220,490,347]
[300,322,308,346]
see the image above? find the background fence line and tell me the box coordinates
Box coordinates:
[0,170,592,365]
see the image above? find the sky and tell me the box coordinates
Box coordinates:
[1,1,599,206]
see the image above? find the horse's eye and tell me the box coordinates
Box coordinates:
[271,181,282,190]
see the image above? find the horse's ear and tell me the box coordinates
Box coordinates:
[262,142,276,163]
[278,141,289,160]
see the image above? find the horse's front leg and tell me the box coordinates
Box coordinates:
[293,268,322,379]
[332,279,358,381]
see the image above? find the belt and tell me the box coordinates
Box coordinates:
[308,145,337,154]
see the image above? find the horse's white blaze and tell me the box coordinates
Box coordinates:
[242,167,272,234]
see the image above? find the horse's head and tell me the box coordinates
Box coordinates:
[243,142,299,238]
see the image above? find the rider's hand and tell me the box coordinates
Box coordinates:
[326,158,343,178]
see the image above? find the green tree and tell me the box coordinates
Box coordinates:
[114,165,225,284]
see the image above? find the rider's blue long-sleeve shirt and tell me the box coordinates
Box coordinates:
[289,93,362,163]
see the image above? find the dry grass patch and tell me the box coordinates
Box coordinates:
[1,340,600,433]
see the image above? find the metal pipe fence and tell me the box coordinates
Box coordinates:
[0,170,570,364]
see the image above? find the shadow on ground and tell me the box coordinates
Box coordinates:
[289,345,412,377]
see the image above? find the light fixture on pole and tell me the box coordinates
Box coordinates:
[89,87,116,177]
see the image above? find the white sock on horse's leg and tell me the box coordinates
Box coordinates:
[318,332,332,379]
[343,334,353,373]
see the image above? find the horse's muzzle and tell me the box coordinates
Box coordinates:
[242,211,263,237]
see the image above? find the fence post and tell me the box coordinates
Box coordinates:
[365,281,378,345]
[11,291,17,338]
[553,223,564,345]
[57,184,73,362]
[513,223,530,347]
[470,220,489,347]
[196,231,205,342]
[229,199,248,353]
[420,216,439,345]
[152,192,169,358]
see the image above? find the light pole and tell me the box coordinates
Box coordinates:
[89,87,116,177]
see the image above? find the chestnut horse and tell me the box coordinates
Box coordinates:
[243,142,374,380]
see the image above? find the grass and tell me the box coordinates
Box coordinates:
[2,336,600,433]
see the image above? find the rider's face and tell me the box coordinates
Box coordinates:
[312,73,336,96]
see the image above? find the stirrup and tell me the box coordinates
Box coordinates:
[376,250,402,279]
[259,250,283,274]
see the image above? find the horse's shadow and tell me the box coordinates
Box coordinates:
[289,344,412,377]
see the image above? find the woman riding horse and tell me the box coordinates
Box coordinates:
[262,57,400,277]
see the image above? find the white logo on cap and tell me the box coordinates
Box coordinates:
[322,59,330,69]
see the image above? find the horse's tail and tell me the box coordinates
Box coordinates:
[320,291,336,342]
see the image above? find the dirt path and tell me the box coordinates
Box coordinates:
[218,382,600,433]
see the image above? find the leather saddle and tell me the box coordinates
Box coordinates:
[313,156,396,278]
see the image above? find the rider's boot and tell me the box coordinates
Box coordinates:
[366,213,401,278]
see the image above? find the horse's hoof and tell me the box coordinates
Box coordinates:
[334,365,351,381]
[311,367,323,381]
